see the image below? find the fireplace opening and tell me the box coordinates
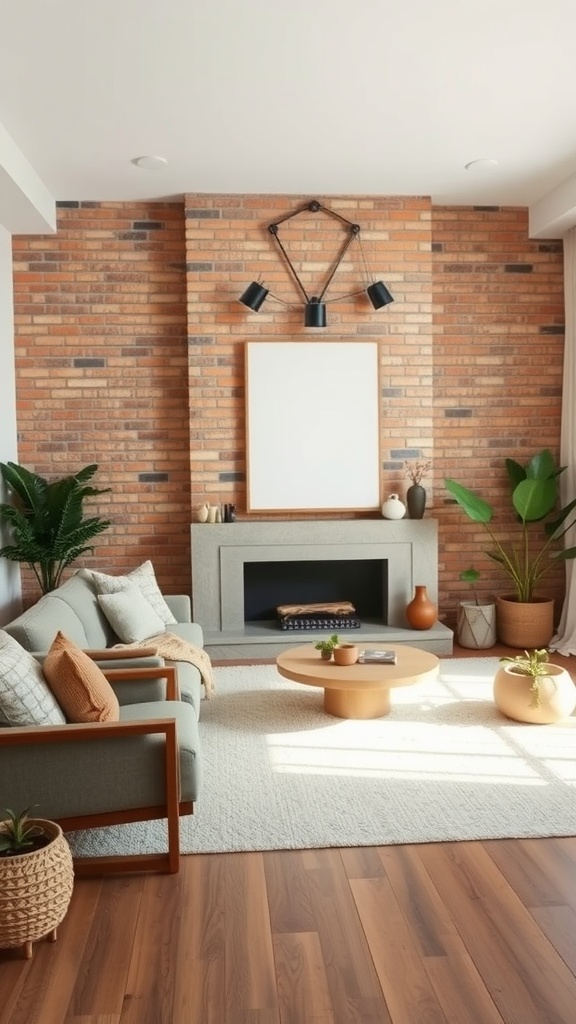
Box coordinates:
[243,559,388,627]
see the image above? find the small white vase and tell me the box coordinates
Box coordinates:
[381,493,406,520]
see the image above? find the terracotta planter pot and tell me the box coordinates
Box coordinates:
[457,601,497,649]
[333,643,359,666]
[493,663,576,723]
[0,819,74,959]
[496,595,554,648]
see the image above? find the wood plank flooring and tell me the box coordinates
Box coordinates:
[2,645,576,1024]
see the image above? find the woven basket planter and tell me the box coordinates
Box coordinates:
[496,595,555,649]
[0,819,74,958]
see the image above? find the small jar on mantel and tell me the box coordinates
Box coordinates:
[406,585,437,630]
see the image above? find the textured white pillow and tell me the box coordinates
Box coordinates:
[87,561,177,626]
[0,630,66,726]
[97,583,166,644]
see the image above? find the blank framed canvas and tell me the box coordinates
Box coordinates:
[245,341,380,512]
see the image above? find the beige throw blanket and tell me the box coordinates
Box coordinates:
[114,632,215,699]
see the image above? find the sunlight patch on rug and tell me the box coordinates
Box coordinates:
[67,658,576,858]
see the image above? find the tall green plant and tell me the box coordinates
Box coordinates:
[445,449,576,603]
[0,462,111,594]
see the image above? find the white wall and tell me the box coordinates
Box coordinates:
[0,225,21,622]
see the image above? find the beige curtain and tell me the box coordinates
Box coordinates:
[550,227,576,654]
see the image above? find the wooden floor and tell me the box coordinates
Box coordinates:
[2,644,576,1024]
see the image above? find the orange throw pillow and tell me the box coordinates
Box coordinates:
[43,631,120,723]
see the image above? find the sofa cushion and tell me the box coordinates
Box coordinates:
[97,583,167,643]
[43,631,120,723]
[86,561,177,626]
[0,630,66,726]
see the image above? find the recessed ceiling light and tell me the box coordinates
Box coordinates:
[464,158,499,172]
[132,155,168,170]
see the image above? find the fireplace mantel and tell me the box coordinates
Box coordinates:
[191,520,453,658]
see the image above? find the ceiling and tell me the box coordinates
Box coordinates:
[1,1,576,235]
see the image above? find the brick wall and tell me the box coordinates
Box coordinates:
[11,197,565,627]
[185,194,434,515]
[12,201,190,601]
[432,206,565,620]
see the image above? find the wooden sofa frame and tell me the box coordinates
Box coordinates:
[0,666,193,875]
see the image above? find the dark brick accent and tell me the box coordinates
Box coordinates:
[188,335,215,346]
[73,358,106,367]
[442,264,468,273]
[187,262,213,271]
[56,201,79,208]
[539,325,565,334]
[382,387,403,397]
[382,461,405,471]
[133,221,163,231]
[219,471,245,482]
[504,264,533,273]
[431,242,444,252]
[390,448,421,459]
[538,242,563,253]
[473,206,500,211]
[117,231,147,241]
[186,209,220,219]
[445,408,472,418]
[138,472,169,483]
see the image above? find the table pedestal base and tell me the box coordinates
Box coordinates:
[324,686,392,720]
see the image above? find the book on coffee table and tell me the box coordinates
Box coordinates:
[358,649,397,664]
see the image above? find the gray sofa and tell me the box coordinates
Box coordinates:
[3,571,205,717]
[0,571,207,872]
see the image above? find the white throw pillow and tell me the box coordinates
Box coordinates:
[0,630,66,726]
[97,583,166,644]
[86,561,177,626]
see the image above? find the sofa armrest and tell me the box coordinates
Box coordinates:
[103,665,180,700]
[164,594,192,623]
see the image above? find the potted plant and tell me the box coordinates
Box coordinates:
[456,568,496,649]
[404,458,431,519]
[0,807,74,959]
[493,648,576,724]
[0,462,111,594]
[445,449,576,647]
[314,634,340,661]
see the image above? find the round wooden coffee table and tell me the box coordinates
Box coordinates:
[276,643,439,719]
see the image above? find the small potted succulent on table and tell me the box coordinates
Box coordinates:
[314,634,340,661]
[457,567,496,649]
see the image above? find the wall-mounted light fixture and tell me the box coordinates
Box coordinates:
[238,200,394,328]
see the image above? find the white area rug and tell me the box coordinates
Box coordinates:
[67,658,576,858]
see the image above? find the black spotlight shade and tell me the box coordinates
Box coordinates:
[305,300,327,328]
[239,281,269,312]
[367,281,394,309]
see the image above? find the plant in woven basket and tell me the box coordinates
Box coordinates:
[0,806,50,857]
[0,809,74,959]
[498,648,553,708]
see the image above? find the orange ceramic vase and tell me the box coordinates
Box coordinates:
[405,585,437,630]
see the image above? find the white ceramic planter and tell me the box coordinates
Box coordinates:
[457,601,497,649]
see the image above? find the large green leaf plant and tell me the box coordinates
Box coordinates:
[0,462,111,594]
[445,449,576,603]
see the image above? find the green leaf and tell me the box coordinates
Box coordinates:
[459,567,480,584]
[512,478,557,522]
[505,458,527,491]
[526,449,556,480]
[444,480,493,523]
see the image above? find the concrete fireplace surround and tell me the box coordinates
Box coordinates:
[191,520,453,659]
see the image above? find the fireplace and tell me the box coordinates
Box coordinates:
[190,519,453,657]
[243,558,387,626]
